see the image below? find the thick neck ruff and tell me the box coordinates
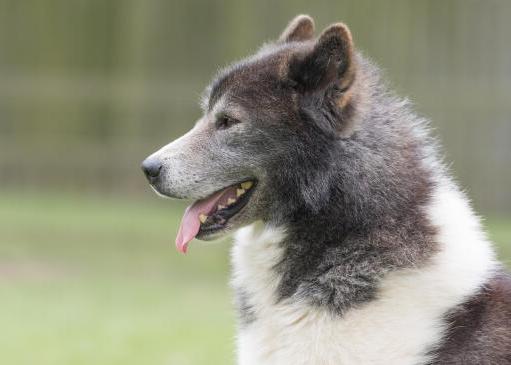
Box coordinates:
[231,180,496,365]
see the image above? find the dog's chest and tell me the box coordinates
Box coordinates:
[231,224,445,365]
[232,222,490,365]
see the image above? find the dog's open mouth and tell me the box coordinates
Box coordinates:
[175,180,256,253]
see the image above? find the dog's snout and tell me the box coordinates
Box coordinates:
[141,157,162,182]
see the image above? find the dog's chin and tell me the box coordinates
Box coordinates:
[195,225,233,241]
[195,215,255,242]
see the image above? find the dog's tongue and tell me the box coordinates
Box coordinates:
[175,189,232,253]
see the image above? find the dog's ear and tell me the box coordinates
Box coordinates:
[287,23,355,94]
[279,15,315,43]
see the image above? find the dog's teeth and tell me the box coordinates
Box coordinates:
[218,204,226,210]
[241,181,253,190]
[236,188,245,197]
[199,214,208,223]
[227,198,236,205]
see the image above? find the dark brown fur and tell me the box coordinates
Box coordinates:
[429,272,511,364]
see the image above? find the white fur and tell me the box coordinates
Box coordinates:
[231,180,496,365]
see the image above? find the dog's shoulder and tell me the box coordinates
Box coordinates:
[430,271,511,364]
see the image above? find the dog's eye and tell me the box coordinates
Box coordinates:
[215,115,240,130]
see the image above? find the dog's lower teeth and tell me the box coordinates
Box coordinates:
[241,181,253,190]
[218,204,226,210]
[227,198,236,205]
[199,214,208,223]
[236,188,245,197]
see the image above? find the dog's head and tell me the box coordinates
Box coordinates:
[142,15,361,252]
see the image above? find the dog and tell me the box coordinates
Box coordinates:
[142,15,511,365]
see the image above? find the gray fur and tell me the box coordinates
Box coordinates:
[206,50,440,314]
[235,289,257,327]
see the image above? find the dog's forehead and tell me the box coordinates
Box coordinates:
[206,44,302,112]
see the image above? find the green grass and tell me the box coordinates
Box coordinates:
[0,191,510,365]
[0,191,234,365]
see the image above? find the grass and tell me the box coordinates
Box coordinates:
[0,191,234,365]
[0,190,510,365]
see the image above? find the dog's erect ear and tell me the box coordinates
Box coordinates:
[287,23,355,94]
[279,15,315,43]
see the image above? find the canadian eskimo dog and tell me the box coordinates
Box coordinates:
[142,15,511,365]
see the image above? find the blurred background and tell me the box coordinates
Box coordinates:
[0,1,509,364]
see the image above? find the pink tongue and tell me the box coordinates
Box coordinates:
[175,188,235,253]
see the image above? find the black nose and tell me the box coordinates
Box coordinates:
[141,157,162,181]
